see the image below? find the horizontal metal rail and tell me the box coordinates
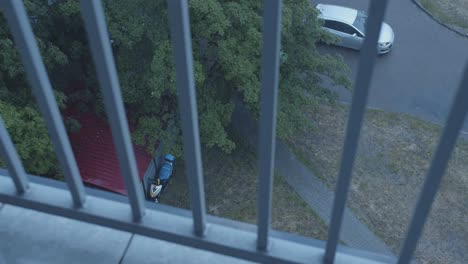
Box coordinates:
[0,173,395,264]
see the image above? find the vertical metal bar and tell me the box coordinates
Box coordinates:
[0,116,29,193]
[0,0,86,206]
[79,0,145,221]
[256,0,283,251]
[398,64,468,264]
[324,1,388,263]
[167,0,206,237]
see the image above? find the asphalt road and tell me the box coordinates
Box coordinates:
[314,0,468,130]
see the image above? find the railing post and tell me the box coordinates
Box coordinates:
[0,116,29,193]
[167,0,207,236]
[0,0,86,206]
[398,64,468,264]
[79,0,145,221]
[256,0,283,251]
[324,1,388,263]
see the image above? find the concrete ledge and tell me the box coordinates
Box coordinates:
[122,235,254,264]
[0,205,131,264]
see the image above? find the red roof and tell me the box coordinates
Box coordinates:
[66,110,152,195]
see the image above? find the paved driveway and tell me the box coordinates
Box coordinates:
[314,0,468,130]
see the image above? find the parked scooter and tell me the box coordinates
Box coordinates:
[148,154,175,203]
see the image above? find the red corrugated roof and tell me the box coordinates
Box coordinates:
[66,109,152,195]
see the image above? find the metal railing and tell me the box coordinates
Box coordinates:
[0,0,467,263]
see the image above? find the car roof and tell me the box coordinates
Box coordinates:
[316,4,358,25]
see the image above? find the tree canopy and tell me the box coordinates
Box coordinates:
[0,0,349,176]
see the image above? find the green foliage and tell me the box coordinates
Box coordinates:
[105,0,242,155]
[64,117,81,133]
[0,0,76,176]
[105,0,349,157]
[0,101,58,176]
[132,115,184,158]
[0,0,350,176]
[276,0,351,139]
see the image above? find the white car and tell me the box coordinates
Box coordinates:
[317,4,395,54]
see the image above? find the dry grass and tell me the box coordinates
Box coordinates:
[161,141,328,240]
[287,103,468,264]
[419,0,468,32]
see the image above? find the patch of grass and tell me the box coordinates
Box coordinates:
[287,103,468,264]
[272,173,328,239]
[286,104,347,190]
[419,0,468,31]
[288,143,326,183]
[161,140,328,240]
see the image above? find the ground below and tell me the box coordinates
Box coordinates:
[161,140,329,241]
[288,103,468,264]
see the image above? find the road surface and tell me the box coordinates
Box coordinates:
[315,0,468,130]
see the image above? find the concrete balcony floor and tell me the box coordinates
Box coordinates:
[0,203,253,264]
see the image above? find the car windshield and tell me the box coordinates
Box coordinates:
[353,10,368,34]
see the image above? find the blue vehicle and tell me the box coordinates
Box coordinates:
[158,154,175,182]
[148,154,175,202]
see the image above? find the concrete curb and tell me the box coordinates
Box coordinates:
[412,0,468,38]
[338,100,468,141]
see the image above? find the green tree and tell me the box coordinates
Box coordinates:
[0,101,59,176]
[106,0,350,157]
[0,0,73,176]
[0,0,349,175]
